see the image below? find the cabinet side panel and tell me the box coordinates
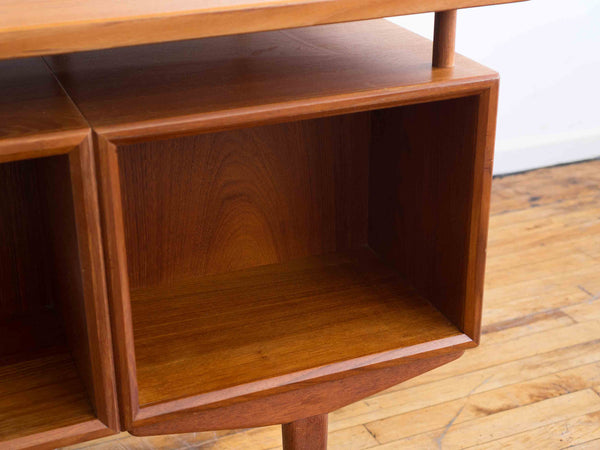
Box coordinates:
[369,96,480,334]
[36,153,97,412]
[463,85,498,341]
[67,139,120,428]
[118,114,370,289]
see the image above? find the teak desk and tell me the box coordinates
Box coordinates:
[0,1,526,448]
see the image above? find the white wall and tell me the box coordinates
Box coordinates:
[389,0,600,174]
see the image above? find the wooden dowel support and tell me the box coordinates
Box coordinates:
[433,10,457,68]
[282,414,328,450]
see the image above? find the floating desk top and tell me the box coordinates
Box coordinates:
[0,0,525,59]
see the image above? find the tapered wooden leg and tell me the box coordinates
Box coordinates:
[433,10,457,68]
[282,414,328,450]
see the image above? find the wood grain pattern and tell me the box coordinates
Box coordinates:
[433,10,457,67]
[0,354,95,442]
[368,92,496,341]
[93,136,139,432]
[0,158,59,325]
[282,415,328,450]
[0,311,65,363]
[0,157,115,450]
[0,58,118,449]
[11,421,112,450]
[130,352,464,436]
[67,20,497,438]
[65,160,600,450]
[1,0,527,59]
[119,114,369,288]
[463,83,498,342]
[131,248,468,407]
[0,58,88,159]
[35,152,99,427]
[65,137,120,432]
[47,20,498,141]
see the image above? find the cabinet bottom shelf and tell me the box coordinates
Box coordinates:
[132,247,470,408]
[0,352,96,442]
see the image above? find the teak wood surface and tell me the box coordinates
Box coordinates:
[46,20,497,142]
[65,160,600,450]
[0,0,527,444]
[282,414,328,450]
[433,10,458,68]
[0,58,87,162]
[43,20,499,439]
[0,0,526,59]
[130,249,465,407]
[0,58,118,449]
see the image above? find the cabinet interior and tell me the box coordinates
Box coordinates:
[0,154,97,441]
[116,96,480,406]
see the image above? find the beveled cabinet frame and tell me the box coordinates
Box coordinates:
[1,129,119,449]
[94,77,498,435]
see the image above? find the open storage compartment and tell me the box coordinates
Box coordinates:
[47,19,498,434]
[0,59,118,449]
[120,97,479,408]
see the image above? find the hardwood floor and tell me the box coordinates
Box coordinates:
[65,159,600,449]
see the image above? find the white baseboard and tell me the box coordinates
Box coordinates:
[493,128,600,175]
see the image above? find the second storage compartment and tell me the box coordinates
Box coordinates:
[0,58,118,449]
[117,99,479,407]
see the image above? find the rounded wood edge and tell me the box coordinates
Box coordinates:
[127,350,464,436]
[2,419,113,450]
[68,134,121,431]
[0,0,527,60]
[462,80,500,343]
[99,80,498,145]
[93,133,141,431]
[0,128,89,164]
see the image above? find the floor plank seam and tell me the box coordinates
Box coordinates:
[367,343,600,427]
[363,423,381,445]
[481,308,575,335]
[387,333,600,398]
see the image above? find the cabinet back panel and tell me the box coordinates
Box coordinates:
[119,113,370,290]
[0,158,56,323]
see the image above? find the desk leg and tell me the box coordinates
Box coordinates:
[282,414,328,450]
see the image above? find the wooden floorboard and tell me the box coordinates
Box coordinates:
[65,159,600,449]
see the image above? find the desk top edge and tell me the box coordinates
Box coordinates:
[0,0,528,60]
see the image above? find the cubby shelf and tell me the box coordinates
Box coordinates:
[132,248,468,407]
[0,354,95,442]
[45,19,499,437]
[0,58,118,449]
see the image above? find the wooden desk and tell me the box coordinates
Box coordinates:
[0,2,525,448]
